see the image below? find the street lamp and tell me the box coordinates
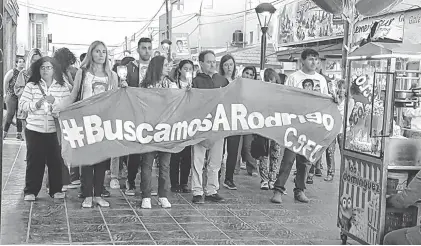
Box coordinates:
[255,3,276,71]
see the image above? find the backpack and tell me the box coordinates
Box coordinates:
[75,67,87,102]
[251,134,269,159]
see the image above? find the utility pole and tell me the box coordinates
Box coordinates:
[198,0,203,52]
[165,0,171,59]
[243,0,247,48]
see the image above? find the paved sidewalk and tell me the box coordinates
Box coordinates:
[1,138,354,245]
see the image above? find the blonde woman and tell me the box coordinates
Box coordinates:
[59,41,123,208]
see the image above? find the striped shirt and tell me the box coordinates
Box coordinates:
[19,79,71,133]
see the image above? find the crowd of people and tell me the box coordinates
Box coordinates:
[3,37,349,210]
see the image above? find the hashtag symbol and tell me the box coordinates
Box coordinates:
[61,119,85,148]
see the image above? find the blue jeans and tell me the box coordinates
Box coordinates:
[141,152,171,198]
[4,94,22,133]
[273,149,309,193]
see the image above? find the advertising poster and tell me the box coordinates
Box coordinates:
[338,156,383,245]
[351,13,404,48]
[277,0,344,45]
[403,9,421,45]
[345,60,388,157]
[172,33,190,60]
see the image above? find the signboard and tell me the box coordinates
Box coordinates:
[172,33,190,60]
[277,0,344,45]
[351,12,404,48]
[345,59,389,157]
[338,156,383,245]
[403,9,421,45]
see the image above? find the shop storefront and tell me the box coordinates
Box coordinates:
[3,0,19,72]
[338,7,421,245]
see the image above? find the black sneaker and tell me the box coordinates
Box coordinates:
[315,168,322,177]
[171,185,182,193]
[205,193,225,202]
[223,180,237,190]
[102,187,110,197]
[181,185,191,193]
[192,195,205,204]
[306,176,314,184]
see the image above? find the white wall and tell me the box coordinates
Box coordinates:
[172,0,247,49]
[17,0,50,55]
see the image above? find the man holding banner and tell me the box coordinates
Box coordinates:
[271,49,331,204]
[190,50,229,204]
[58,51,342,208]
[124,37,152,196]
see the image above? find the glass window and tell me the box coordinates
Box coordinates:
[344,59,389,157]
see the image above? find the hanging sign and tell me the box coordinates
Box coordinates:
[403,9,421,45]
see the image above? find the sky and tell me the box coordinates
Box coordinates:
[18,0,167,55]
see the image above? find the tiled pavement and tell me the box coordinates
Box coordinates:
[1,136,356,245]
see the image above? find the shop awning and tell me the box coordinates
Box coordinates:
[348,42,421,59]
[276,43,343,61]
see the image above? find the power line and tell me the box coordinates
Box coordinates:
[113,13,198,56]
[200,0,284,17]
[188,25,199,37]
[18,2,150,22]
[17,1,151,21]
[111,0,167,49]
[19,2,192,23]
[133,1,167,39]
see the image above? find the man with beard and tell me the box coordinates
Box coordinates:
[124,37,153,196]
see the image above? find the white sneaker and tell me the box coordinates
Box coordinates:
[71,180,81,185]
[66,183,80,189]
[53,192,66,199]
[62,186,68,192]
[141,198,152,209]
[260,181,269,190]
[94,197,110,207]
[82,197,93,208]
[158,197,171,208]
[110,179,120,189]
[24,194,36,201]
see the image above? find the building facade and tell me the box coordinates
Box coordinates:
[4,0,19,72]
[16,0,49,56]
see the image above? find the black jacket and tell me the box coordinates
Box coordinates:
[192,73,229,89]
[126,61,140,87]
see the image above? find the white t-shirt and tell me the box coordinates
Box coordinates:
[138,61,149,84]
[286,70,329,95]
[82,72,110,100]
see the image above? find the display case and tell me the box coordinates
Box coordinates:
[337,43,421,245]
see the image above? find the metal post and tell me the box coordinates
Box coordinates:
[243,0,247,48]
[260,27,268,71]
[165,0,171,59]
[341,20,350,79]
[198,0,203,53]
[0,0,4,226]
